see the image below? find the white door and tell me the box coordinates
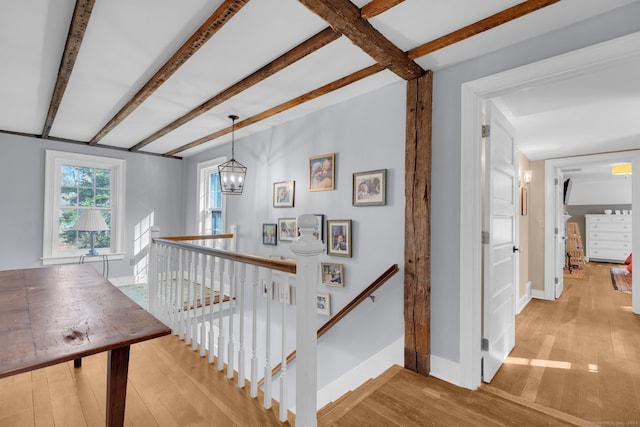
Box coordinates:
[482,101,517,383]
[555,170,566,298]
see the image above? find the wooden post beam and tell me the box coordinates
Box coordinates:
[404,71,432,375]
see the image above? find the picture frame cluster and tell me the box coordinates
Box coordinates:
[261,152,389,318]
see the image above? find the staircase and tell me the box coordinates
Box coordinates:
[318,365,591,426]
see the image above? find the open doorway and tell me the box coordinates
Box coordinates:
[459,31,640,390]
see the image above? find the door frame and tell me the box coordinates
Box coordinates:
[459,31,640,390]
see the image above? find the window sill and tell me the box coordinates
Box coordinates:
[42,253,125,266]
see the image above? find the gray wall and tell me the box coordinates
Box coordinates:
[0,133,184,277]
[430,3,640,363]
[184,82,406,388]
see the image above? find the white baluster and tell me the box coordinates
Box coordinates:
[263,269,273,409]
[186,251,194,346]
[237,264,247,388]
[178,249,186,339]
[191,252,199,351]
[170,247,178,331]
[217,259,226,371]
[148,227,160,315]
[208,255,217,365]
[279,279,288,422]
[290,214,324,427]
[199,253,207,357]
[227,261,236,379]
[250,266,259,398]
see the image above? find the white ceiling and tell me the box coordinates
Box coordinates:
[1,0,638,158]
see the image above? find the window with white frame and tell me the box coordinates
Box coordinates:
[197,157,226,237]
[43,150,125,264]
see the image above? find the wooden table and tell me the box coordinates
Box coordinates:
[0,264,171,426]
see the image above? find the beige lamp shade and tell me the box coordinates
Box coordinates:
[73,209,109,231]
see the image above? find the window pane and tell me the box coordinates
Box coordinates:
[61,165,78,186]
[60,186,78,206]
[209,173,221,209]
[95,169,111,188]
[211,211,222,235]
[95,189,110,207]
[78,188,95,206]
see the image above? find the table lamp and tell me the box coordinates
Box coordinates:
[72,209,109,256]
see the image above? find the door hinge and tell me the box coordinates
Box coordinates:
[554,227,558,235]
[555,277,559,285]
[481,338,489,351]
[482,231,490,244]
[482,125,490,138]
[554,178,559,185]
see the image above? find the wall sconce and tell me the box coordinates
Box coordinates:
[522,169,533,185]
[218,115,247,195]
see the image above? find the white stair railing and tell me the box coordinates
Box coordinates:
[147,214,322,426]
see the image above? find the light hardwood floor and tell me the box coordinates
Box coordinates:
[2,261,637,426]
[489,261,640,425]
[0,335,292,426]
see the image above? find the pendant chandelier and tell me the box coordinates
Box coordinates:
[218,114,247,195]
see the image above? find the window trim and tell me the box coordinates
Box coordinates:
[43,150,126,265]
[197,156,226,235]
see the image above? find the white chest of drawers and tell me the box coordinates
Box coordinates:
[584,214,632,263]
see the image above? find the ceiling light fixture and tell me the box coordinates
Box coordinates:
[218,115,247,195]
[611,163,632,176]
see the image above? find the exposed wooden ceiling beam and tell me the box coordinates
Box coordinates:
[361,0,404,19]
[129,27,340,152]
[299,0,423,80]
[408,0,561,60]
[163,63,385,157]
[41,0,95,139]
[88,0,249,145]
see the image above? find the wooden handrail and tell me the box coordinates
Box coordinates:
[161,233,234,241]
[153,237,296,274]
[259,263,400,386]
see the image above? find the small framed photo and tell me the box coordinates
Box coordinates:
[309,153,335,191]
[273,180,295,207]
[353,169,386,206]
[278,218,297,241]
[327,219,352,257]
[262,223,277,246]
[317,292,331,316]
[321,263,344,287]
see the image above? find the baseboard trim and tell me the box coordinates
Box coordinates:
[429,354,461,387]
[531,288,546,300]
[517,281,532,314]
[316,337,403,409]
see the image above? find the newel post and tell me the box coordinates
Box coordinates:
[290,214,324,426]
[148,226,160,314]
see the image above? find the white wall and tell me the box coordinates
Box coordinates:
[568,175,632,205]
[183,82,406,392]
[0,133,184,277]
[431,3,640,368]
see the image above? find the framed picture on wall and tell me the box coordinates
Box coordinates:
[308,153,335,191]
[321,262,344,287]
[353,169,386,206]
[278,218,297,241]
[521,187,528,216]
[262,223,277,245]
[273,180,295,207]
[327,219,352,257]
[317,292,331,316]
